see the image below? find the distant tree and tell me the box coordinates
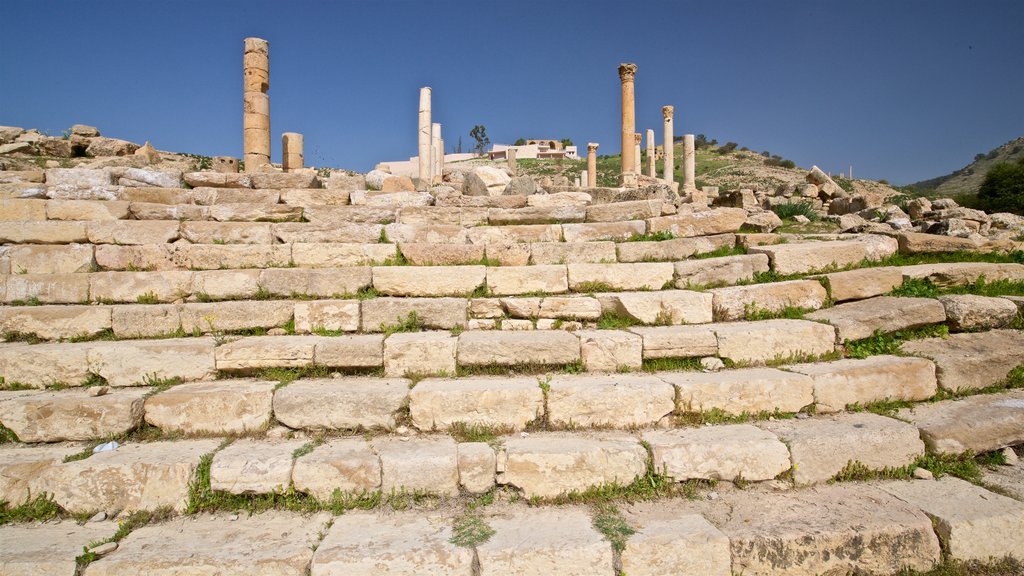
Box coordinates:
[514,138,526,146]
[709,139,718,147]
[977,157,1024,215]
[694,134,709,149]
[975,153,986,161]
[986,149,1000,160]
[470,125,490,154]
[560,138,574,147]
[761,150,771,158]
[719,142,738,154]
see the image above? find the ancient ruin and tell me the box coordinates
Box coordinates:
[242,37,270,172]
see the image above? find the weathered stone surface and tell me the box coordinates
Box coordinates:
[409,376,543,431]
[489,205,586,225]
[486,264,568,295]
[312,513,473,576]
[664,367,815,415]
[820,266,904,302]
[457,442,496,494]
[46,199,130,220]
[981,456,1024,501]
[600,290,713,324]
[4,244,93,274]
[483,242,530,266]
[47,184,124,202]
[0,198,46,220]
[547,374,674,427]
[191,269,260,300]
[530,241,616,264]
[787,355,937,413]
[273,378,409,430]
[722,484,940,575]
[293,299,359,333]
[279,188,350,206]
[630,325,718,358]
[250,172,319,189]
[0,304,111,340]
[535,296,601,319]
[215,335,317,370]
[586,199,664,222]
[464,166,511,196]
[939,294,1019,330]
[373,436,459,496]
[183,172,253,188]
[291,242,393,268]
[616,234,734,263]
[806,296,946,342]
[87,338,216,386]
[568,262,674,291]
[900,262,1024,286]
[384,331,457,377]
[457,330,580,366]
[304,205,396,225]
[361,297,466,331]
[674,254,770,288]
[478,508,614,576]
[211,439,304,494]
[259,267,371,298]
[144,380,274,435]
[897,389,1024,454]
[902,329,1024,392]
[713,319,836,363]
[45,168,112,187]
[4,272,91,304]
[118,186,191,204]
[88,512,329,576]
[527,191,591,207]
[577,329,643,371]
[313,334,384,368]
[710,279,827,321]
[180,221,273,244]
[86,220,180,245]
[500,433,647,498]
[110,304,180,338]
[646,208,747,237]
[179,300,293,334]
[643,425,791,481]
[95,243,176,270]
[0,444,82,505]
[292,438,381,499]
[0,387,146,442]
[209,203,303,222]
[897,231,983,254]
[749,240,869,275]
[562,220,644,242]
[399,206,488,226]
[273,222,383,244]
[0,521,115,576]
[89,270,193,303]
[40,439,220,513]
[620,514,731,576]
[399,242,484,265]
[881,477,1024,562]
[0,220,88,243]
[373,265,485,296]
[0,341,90,387]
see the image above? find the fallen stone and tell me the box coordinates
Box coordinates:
[897,232,983,254]
[805,296,946,342]
[939,294,1019,330]
[464,166,511,196]
[901,329,1024,392]
[897,389,1024,455]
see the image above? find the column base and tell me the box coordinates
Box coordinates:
[619,172,639,188]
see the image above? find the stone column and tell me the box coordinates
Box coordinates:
[683,134,696,192]
[662,106,674,182]
[282,132,303,172]
[618,63,637,177]
[431,122,442,184]
[417,87,432,190]
[586,143,598,188]
[507,147,518,175]
[646,129,656,177]
[243,37,270,173]
[633,133,642,175]
[580,169,588,187]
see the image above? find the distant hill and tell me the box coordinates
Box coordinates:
[909,136,1024,199]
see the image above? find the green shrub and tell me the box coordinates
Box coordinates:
[770,201,819,221]
[977,158,1024,215]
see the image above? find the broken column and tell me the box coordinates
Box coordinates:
[633,133,642,175]
[662,106,674,182]
[618,63,637,179]
[646,129,656,177]
[683,134,696,192]
[431,122,442,184]
[587,143,598,188]
[282,132,303,172]
[507,147,518,175]
[243,37,270,173]
[417,87,432,190]
[213,157,239,174]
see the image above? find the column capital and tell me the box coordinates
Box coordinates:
[662,105,674,120]
[618,63,637,83]
[587,143,599,152]
[634,133,642,144]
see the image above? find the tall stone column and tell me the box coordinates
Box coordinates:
[282,132,303,172]
[417,87,432,190]
[618,63,637,177]
[683,134,696,192]
[431,122,442,184]
[507,147,518,176]
[633,133,642,175]
[587,143,598,188]
[662,106,674,182]
[243,37,270,173]
[646,129,656,177]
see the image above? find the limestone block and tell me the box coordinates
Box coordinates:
[486,264,568,295]
[722,484,940,575]
[291,243,395,267]
[86,221,180,245]
[209,203,303,222]
[211,439,305,495]
[144,380,275,435]
[46,184,124,202]
[112,304,180,338]
[384,331,457,377]
[191,187,280,205]
[3,273,90,304]
[0,342,90,387]
[900,262,1024,286]
[713,319,836,363]
[215,335,318,371]
[312,513,473,575]
[488,206,586,226]
[250,172,319,189]
[787,355,937,413]
[0,444,83,507]
[0,522,117,576]
[183,172,253,188]
[399,242,484,265]
[0,182,47,200]
[457,330,579,366]
[897,232,983,254]
[527,192,592,207]
[536,296,601,319]
[373,436,459,496]
[483,242,531,266]
[399,206,489,226]
[174,243,290,270]
[710,279,827,321]
[568,262,674,291]
[273,377,409,430]
[0,304,110,340]
[128,201,210,221]
[500,433,647,498]
[901,329,1024,392]
[292,439,381,499]
[643,425,791,481]
[279,188,350,206]
[303,205,396,225]
[897,389,1024,454]
[384,223,470,244]
[45,199,129,220]
[293,299,359,333]
[90,270,193,303]
[41,439,220,513]
[87,512,329,576]
[763,412,925,484]
[477,508,614,576]
[0,221,88,243]
[409,376,543,431]
[0,387,147,442]
[674,254,770,288]
[529,241,616,264]
[805,296,947,342]
[179,300,294,334]
[820,266,904,301]
[119,186,192,204]
[615,234,734,263]
[466,223,562,244]
[880,477,1024,561]
[45,167,112,187]
[585,199,664,222]
[87,338,217,386]
[190,269,260,300]
[373,265,485,297]
[360,297,466,331]
[0,198,46,220]
[749,240,868,275]
[457,442,496,494]
[562,220,644,242]
[95,244,176,271]
[646,208,747,237]
[939,294,1019,330]
[179,221,273,244]
[464,166,511,196]
[313,334,384,368]
[547,374,674,427]
[4,244,93,274]
[620,514,732,576]
[116,167,181,188]
[665,367,814,415]
[629,325,718,358]
[577,329,643,371]
[259,267,372,298]
[601,290,713,324]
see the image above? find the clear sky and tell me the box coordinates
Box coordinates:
[2,0,1022,184]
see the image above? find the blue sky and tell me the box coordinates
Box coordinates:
[2,0,1022,184]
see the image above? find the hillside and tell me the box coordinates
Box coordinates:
[910,136,1024,199]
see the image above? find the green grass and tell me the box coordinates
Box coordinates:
[449,515,495,548]
[626,231,676,242]
[592,504,634,552]
[846,398,916,417]
[889,276,1024,299]
[897,557,1023,576]
[641,357,702,373]
[739,303,813,321]
[0,423,19,443]
[0,494,61,524]
[674,407,796,427]
[447,422,513,443]
[844,325,950,359]
[770,201,820,221]
[135,291,160,304]
[379,311,423,336]
[831,460,916,482]
[573,281,617,293]
[691,245,748,259]
[596,312,640,330]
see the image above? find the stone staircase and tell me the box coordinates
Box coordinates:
[1,166,1024,575]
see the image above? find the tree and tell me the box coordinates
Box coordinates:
[514,137,526,146]
[719,141,738,154]
[977,157,1024,215]
[470,125,490,154]
[560,138,574,147]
